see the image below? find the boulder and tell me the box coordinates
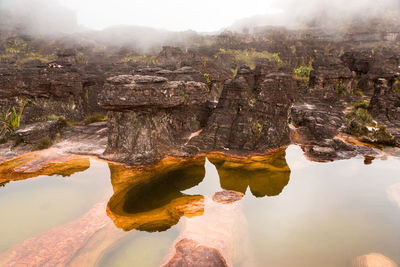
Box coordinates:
[99,74,210,165]
[15,120,60,144]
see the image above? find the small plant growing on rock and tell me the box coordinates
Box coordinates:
[0,102,26,138]
[372,125,396,146]
[393,80,400,93]
[218,49,282,70]
[251,122,263,136]
[203,73,211,84]
[346,106,373,136]
[84,113,108,125]
[38,138,52,150]
[293,60,313,85]
[353,100,370,110]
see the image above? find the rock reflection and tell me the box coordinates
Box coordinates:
[162,191,255,267]
[107,157,206,232]
[107,150,293,232]
[0,148,90,183]
[387,183,400,208]
[208,150,291,197]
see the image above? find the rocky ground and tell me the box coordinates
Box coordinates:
[1,18,400,166]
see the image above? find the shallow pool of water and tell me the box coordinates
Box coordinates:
[0,145,399,266]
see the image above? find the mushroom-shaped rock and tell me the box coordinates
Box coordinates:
[99,74,209,109]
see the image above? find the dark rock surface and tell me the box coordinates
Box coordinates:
[99,75,210,165]
[2,20,400,165]
[190,68,298,154]
[15,120,60,144]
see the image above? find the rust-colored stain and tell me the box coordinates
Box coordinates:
[107,157,206,232]
[0,148,90,183]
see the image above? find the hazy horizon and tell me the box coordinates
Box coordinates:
[1,0,399,34]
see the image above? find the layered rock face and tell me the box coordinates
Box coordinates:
[2,20,400,165]
[190,67,298,154]
[369,78,400,145]
[99,67,298,165]
[0,63,105,123]
[99,75,210,165]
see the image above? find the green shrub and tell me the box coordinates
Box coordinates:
[38,138,52,150]
[251,122,263,136]
[393,80,400,93]
[373,125,396,146]
[353,100,370,110]
[293,61,313,85]
[218,49,282,70]
[0,101,26,137]
[84,113,108,125]
[203,73,211,84]
[346,107,373,136]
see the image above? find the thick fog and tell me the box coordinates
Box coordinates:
[230,0,400,32]
[0,0,79,35]
[0,0,399,52]
[2,0,399,34]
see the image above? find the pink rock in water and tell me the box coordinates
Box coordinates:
[162,191,256,267]
[0,202,120,267]
[353,253,398,267]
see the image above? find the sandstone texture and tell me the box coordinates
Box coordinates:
[1,19,400,165]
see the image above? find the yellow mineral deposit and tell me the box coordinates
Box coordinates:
[0,148,90,183]
[107,156,207,232]
[207,149,290,197]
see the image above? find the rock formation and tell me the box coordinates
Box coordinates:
[1,19,400,165]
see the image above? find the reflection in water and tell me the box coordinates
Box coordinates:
[2,145,400,267]
[107,151,292,233]
[0,149,90,183]
[107,157,206,232]
[122,164,205,214]
[388,183,400,208]
[0,159,116,266]
[208,150,290,197]
[161,192,255,267]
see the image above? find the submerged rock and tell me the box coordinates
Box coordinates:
[352,253,398,267]
[163,238,229,267]
[0,202,117,267]
[212,190,244,204]
[161,195,255,267]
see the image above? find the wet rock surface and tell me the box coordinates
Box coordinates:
[163,238,228,267]
[352,253,398,267]
[0,202,124,267]
[212,191,244,204]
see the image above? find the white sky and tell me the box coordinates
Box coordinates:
[58,0,282,32]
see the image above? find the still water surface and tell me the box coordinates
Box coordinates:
[0,145,399,266]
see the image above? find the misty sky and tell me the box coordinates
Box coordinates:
[57,0,282,32]
[2,0,399,33]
